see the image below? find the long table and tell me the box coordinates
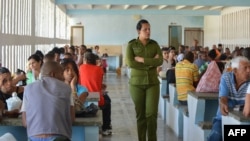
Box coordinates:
[0,92,102,141]
[222,110,250,141]
[0,110,102,141]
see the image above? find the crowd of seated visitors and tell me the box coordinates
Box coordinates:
[0,44,112,140]
[157,42,250,141]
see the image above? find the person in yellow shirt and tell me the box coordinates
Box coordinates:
[175,51,199,105]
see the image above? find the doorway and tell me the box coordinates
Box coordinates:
[184,28,203,47]
[169,25,182,49]
[70,26,84,46]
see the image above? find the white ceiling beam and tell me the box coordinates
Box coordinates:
[192,6,204,10]
[176,5,186,10]
[141,5,149,10]
[56,0,250,7]
[88,4,93,9]
[158,5,167,10]
[106,4,111,9]
[124,5,130,9]
[209,6,223,10]
[193,6,204,10]
[69,4,76,9]
[67,9,220,16]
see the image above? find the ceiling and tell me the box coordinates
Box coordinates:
[55,0,250,16]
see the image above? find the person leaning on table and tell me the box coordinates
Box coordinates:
[243,47,250,117]
[0,67,24,118]
[21,61,75,141]
[207,56,250,141]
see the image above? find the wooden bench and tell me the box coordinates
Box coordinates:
[0,111,102,141]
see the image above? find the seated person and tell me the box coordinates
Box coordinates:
[244,91,250,117]
[194,51,207,68]
[26,54,43,84]
[21,61,74,141]
[175,51,199,105]
[168,47,177,67]
[79,52,112,136]
[12,69,27,86]
[177,45,185,62]
[60,58,88,111]
[157,47,172,78]
[199,49,225,77]
[0,67,23,117]
[207,56,250,141]
[232,49,250,116]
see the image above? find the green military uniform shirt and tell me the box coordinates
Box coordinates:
[125,38,163,85]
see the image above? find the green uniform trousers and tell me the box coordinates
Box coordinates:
[129,84,159,141]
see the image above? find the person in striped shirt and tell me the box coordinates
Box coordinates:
[207,56,250,141]
[175,51,199,105]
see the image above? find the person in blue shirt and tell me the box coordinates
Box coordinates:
[207,56,250,141]
[60,58,88,109]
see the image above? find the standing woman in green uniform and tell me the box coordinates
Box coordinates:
[126,19,163,141]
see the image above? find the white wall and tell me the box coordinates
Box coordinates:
[204,16,220,48]
[204,7,250,51]
[70,15,204,46]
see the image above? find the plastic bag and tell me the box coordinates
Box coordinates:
[6,92,22,111]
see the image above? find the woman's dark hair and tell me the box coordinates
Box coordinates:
[59,47,65,54]
[161,47,169,52]
[60,58,79,79]
[28,54,43,66]
[35,50,44,60]
[0,67,10,74]
[84,52,97,65]
[136,19,149,30]
[52,47,61,55]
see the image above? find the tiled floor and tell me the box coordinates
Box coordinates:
[100,73,183,141]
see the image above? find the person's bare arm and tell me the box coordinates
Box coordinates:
[3,109,20,118]
[12,74,26,85]
[79,92,88,103]
[22,112,27,127]
[243,94,250,117]
[220,96,229,116]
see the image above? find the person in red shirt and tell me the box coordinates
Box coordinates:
[79,52,112,136]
